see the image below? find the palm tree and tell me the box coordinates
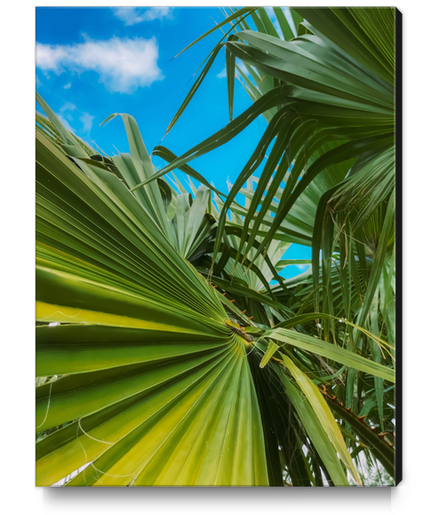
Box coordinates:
[149,6,398,481]
[35,6,397,487]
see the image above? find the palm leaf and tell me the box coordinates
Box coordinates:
[36,120,268,486]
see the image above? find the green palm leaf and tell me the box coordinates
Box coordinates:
[35,4,398,483]
[36,119,268,486]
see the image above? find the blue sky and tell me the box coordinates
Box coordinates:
[36,6,311,278]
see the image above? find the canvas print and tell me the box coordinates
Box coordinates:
[35,6,400,487]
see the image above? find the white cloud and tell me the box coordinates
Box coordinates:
[113,7,172,26]
[59,102,76,121]
[36,36,163,93]
[57,114,75,134]
[235,61,251,78]
[297,265,310,271]
[56,103,94,135]
[80,112,94,134]
[63,82,71,89]
[217,62,250,80]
